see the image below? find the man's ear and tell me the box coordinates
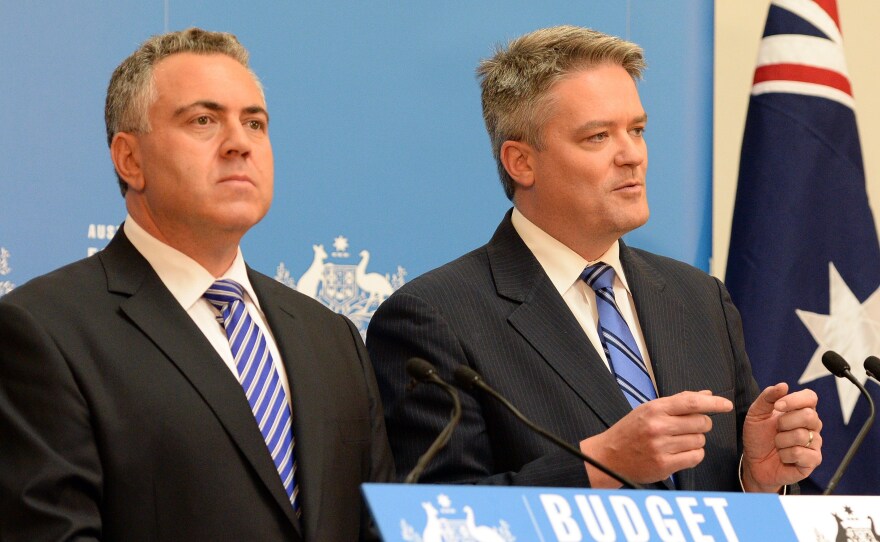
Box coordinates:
[500,140,536,190]
[110,132,145,192]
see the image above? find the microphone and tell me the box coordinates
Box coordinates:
[864,356,880,381]
[820,351,876,495]
[402,357,463,484]
[452,364,643,490]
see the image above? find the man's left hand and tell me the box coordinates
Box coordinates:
[741,383,823,493]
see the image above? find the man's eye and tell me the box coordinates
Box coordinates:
[246,120,265,130]
[631,127,645,136]
[194,116,211,126]
[588,132,608,142]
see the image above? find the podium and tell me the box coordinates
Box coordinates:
[362,483,880,541]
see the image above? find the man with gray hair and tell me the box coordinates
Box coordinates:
[368,25,823,492]
[0,28,393,541]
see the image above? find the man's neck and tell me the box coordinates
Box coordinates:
[126,213,242,277]
[513,206,618,262]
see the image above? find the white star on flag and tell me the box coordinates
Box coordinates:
[796,262,880,424]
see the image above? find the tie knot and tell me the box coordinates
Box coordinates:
[581,263,616,292]
[204,279,246,310]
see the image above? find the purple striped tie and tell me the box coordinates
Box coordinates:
[204,279,300,515]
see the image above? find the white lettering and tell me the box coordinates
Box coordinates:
[87,247,99,257]
[574,495,616,542]
[540,494,582,541]
[609,496,649,542]
[703,498,738,542]
[645,495,685,542]
[87,224,118,241]
[676,497,711,541]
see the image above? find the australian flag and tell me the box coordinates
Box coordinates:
[726,0,880,494]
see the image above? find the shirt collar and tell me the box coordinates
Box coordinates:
[510,207,632,295]
[123,215,260,310]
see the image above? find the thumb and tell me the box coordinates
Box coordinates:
[747,383,789,419]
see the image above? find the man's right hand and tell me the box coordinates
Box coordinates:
[579,390,733,487]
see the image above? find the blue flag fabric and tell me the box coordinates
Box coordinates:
[726,0,880,495]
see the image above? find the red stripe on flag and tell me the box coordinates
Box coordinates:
[754,63,852,96]
[812,0,841,30]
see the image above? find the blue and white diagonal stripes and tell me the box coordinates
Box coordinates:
[581,263,657,409]
[204,279,300,514]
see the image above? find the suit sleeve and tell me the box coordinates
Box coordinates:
[367,291,591,487]
[716,277,760,453]
[0,301,102,541]
[341,316,396,542]
[343,315,396,485]
[716,278,799,494]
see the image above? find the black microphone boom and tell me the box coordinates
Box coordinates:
[453,364,643,490]
[820,351,876,495]
[403,357,463,484]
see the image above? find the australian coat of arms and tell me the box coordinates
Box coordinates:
[275,235,406,337]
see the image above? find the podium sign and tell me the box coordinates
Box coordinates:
[362,483,796,541]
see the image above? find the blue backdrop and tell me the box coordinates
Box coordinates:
[0,1,713,333]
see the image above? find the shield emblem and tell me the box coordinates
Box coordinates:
[319,263,358,308]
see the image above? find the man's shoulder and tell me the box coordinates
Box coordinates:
[389,244,492,299]
[627,245,716,281]
[2,254,105,309]
[248,268,351,321]
[624,245,725,304]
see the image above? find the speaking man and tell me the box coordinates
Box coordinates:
[367,25,822,492]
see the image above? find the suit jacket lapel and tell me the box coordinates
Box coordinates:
[486,213,633,428]
[619,242,690,397]
[249,270,326,537]
[620,242,691,490]
[100,233,302,534]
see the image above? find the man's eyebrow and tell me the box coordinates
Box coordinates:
[574,114,648,133]
[243,105,270,123]
[172,101,269,123]
[173,100,225,118]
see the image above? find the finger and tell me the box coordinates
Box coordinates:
[775,438,822,469]
[662,432,707,454]
[663,447,707,474]
[746,383,789,418]
[774,388,819,412]
[660,391,733,416]
[665,412,714,436]
[774,427,817,450]
[775,407,822,433]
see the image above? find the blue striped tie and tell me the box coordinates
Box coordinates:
[204,279,300,514]
[581,263,657,409]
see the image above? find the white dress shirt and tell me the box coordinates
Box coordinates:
[511,208,657,390]
[124,216,293,405]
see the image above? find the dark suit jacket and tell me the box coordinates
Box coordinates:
[0,231,394,541]
[367,211,760,491]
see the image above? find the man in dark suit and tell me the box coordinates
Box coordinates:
[367,25,822,492]
[0,28,393,541]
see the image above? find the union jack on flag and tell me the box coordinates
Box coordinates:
[726,0,880,495]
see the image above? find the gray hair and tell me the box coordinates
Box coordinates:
[105,27,258,196]
[477,25,645,200]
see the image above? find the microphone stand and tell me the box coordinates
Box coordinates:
[821,351,876,495]
[403,358,463,484]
